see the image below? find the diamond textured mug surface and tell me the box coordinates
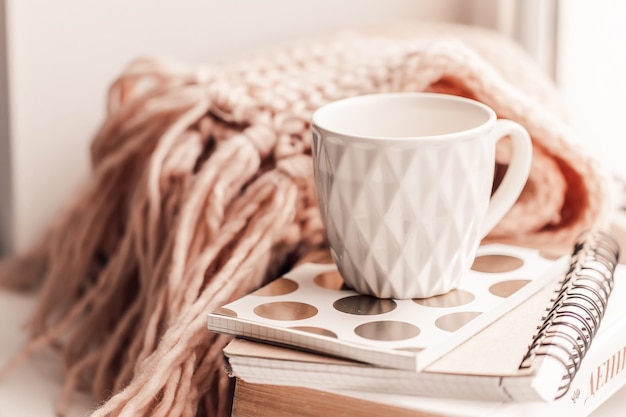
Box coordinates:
[312,93,532,299]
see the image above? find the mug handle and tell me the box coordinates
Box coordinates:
[479,119,533,238]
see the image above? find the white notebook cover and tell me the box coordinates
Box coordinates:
[208,244,568,371]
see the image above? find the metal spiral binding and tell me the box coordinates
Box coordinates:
[519,230,620,399]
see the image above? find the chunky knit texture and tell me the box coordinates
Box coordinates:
[0,22,612,417]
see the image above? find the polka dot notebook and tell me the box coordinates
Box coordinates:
[209,243,578,371]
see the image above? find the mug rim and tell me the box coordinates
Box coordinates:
[311,92,497,143]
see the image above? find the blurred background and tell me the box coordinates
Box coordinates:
[0,0,623,256]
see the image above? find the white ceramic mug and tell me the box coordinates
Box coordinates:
[311,93,532,299]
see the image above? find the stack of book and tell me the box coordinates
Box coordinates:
[208,230,626,417]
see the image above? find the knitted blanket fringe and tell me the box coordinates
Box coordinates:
[0,22,612,417]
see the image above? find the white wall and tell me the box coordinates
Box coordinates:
[556,0,626,177]
[1,0,466,254]
[0,0,10,255]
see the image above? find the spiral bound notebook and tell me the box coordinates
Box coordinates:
[209,231,618,373]
[518,231,620,398]
[222,230,622,403]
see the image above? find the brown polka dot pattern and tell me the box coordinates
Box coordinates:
[435,311,482,332]
[413,289,474,308]
[314,270,349,291]
[254,301,318,321]
[333,295,397,315]
[252,278,299,296]
[489,279,530,298]
[355,321,420,341]
[539,250,564,261]
[472,254,524,273]
[210,245,565,371]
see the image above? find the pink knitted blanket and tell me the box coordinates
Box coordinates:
[0,22,611,417]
